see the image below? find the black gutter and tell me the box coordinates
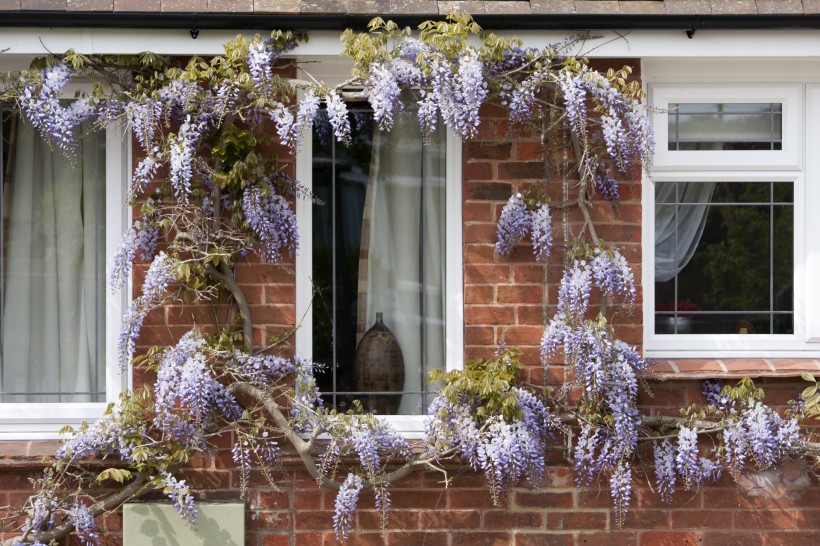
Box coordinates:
[0,12,819,32]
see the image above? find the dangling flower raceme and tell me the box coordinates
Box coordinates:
[589,247,636,304]
[531,203,552,263]
[558,70,588,136]
[247,41,273,92]
[325,91,351,145]
[365,62,401,132]
[68,502,98,545]
[169,115,207,204]
[595,168,620,202]
[333,474,363,540]
[162,472,197,528]
[242,185,299,264]
[496,193,532,256]
[654,439,677,503]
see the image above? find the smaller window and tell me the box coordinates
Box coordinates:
[668,103,782,151]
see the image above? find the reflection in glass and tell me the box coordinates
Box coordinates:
[668,103,782,151]
[654,181,793,335]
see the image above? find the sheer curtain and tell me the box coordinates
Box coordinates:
[1,120,105,403]
[357,116,446,414]
[655,182,716,283]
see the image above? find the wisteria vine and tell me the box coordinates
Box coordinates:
[0,13,815,546]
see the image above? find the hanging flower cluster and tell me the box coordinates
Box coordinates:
[496,193,552,263]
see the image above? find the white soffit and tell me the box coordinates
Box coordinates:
[1,28,820,59]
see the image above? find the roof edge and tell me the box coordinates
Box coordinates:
[1,12,819,32]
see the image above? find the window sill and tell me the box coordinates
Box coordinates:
[650,358,820,379]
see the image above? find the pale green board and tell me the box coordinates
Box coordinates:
[123,503,244,546]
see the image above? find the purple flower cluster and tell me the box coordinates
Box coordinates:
[558,71,588,135]
[496,194,531,257]
[723,400,802,474]
[162,472,197,528]
[68,502,98,545]
[365,62,402,132]
[531,203,552,263]
[589,247,636,304]
[333,474,363,539]
[702,379,735,412]
[154,330,242,444]
[126,100,162,154]
[242,186,299,264]
[425,386,558,505]
[595,168,620,202]
[18,62,96,156]
[325,91,351,145]
[56,407,138,463]
[169,115,206,204]
[247,41,273,93]
[654,439,677,503]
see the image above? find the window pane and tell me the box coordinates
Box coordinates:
[654,181,793,335]
[0,113,106,402]
[312,107,446,415]
[668,103,782,151]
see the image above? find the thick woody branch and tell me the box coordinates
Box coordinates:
[206,264,253,352]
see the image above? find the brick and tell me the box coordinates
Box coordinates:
[388,532,448,546]
[67,0,112,8]
[496,284,544,304]
[464,305,514,325]
[464,161,493,181]
[0,0,20,7]
[465,264,511,284]
[465,142,512,160]
[498,162,545,180]
[765,531,820,546]
[546,511,608,530]
[620,510,670,529]
[514,491,574,509]
[756,0,803,14]
[578,532,638,546]
[701,532,763,546]
[358,510,419,530]
[465,222,502,244]
[485,510,543,529]
[516,534,574,546]
[420,510,479,529]
[734,509,795,529]
[465,285,495,304]
[386,0,437,14]
[639,531,698,546]
[465,244,497,264]
[671,509,731,528]
[449,489,508,509]
[450,532,511,546]
[467,181,513,200]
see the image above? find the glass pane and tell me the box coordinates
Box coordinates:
[654,181,793,335]
[0,112,106,402]
[312,106,446,415]
[668,103,782,151]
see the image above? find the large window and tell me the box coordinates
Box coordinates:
[644,78,814,357]
[295,84,463,429]
[0,103,127,438]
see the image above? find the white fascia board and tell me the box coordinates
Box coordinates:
[2,28,820,59]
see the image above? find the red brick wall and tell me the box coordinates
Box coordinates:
[1,59,818,546]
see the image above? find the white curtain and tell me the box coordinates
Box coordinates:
[358,117,446,414]
[655,182,716,283]
[1,121,105,403]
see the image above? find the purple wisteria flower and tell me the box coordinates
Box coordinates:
[333,474,363,540]
[68,502,98,545]
[18,62,96,156]
[558,71,588,135]
[496,193,532,256]
[365,62,401,132]
[654,440,677,503]
[169,115,206,204]
[531,203,552,263]
[590,247,636,304]
[163,472,197,528]
[242,186,299,264]
[325,91,351,145]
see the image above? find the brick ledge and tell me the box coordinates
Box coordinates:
[650,359,820,379]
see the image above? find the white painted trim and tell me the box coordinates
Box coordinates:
[650,83,802,171]
[294,97,314,366]
[445,131,464,373]
[804,85,820,343]
[2,28,820,59]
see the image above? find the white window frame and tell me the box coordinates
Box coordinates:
[643,65,820,358]
[294,60,464,436]
[0,78,130,439]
